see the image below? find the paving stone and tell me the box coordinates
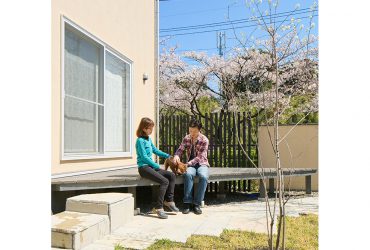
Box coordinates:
[193,215,231,236]
[79,197,318,250]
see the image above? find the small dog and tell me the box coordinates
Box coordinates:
[164,156,187,175]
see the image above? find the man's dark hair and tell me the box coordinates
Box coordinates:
[188,118,202,130]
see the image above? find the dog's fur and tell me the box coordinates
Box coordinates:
[164,156,187,175]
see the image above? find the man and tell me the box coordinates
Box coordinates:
[174,118,209,215]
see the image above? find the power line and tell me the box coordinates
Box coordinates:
[160,3,245,18]
[160,14,318,37]
[161,6,238,18]
[174,47,221,52]
[168,34,270,53]
[160,7,316,32]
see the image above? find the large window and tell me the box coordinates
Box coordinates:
[62,18,132,159]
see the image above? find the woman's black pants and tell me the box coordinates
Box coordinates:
[138,166,176,209]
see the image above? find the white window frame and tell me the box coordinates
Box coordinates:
[61,16,133,160]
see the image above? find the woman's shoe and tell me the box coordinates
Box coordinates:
[163,201,179,212]
[152,208,168,219]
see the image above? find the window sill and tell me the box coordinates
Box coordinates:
[61,152,132,161]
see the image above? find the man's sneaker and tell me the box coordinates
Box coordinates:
[182,203,191,214]
[163,201,179,212]
[152,208,168,219]
[193,205,202,215]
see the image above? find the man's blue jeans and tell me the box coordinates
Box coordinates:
[183,164,209,206]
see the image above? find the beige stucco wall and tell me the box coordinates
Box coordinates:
[52,0,157,175]
[258,124,318,191]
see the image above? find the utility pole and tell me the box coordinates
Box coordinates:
[216,31,226,57]
[216,31,226,108]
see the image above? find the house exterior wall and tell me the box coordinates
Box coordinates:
[258,124,318,191]
[52,0,157,175]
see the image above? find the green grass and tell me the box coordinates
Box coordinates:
[115,214,318,250]
[114,244,127,250]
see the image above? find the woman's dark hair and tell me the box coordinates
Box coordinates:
[188,118,202,130]
[136,117,155,137]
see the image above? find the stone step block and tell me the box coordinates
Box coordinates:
[66,193,134,232]
[51,211,109,250]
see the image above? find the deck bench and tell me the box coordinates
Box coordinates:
[52,167,317,212]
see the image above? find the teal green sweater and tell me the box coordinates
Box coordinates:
[135,137,170,169]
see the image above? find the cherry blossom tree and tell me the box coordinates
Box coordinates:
[159,46,317,120]
[159,48,213,116]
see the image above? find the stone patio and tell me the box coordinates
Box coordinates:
[79,196,318,250]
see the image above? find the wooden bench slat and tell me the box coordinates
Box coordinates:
[52,167,317,192]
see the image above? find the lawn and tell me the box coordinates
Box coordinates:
[115,214,318,250]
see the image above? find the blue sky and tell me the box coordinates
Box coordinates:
[159,0,318,56]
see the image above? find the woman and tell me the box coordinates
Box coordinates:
[135,117,179,219]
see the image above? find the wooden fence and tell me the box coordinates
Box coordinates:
[159,111,259,193]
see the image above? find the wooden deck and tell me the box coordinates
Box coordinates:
[52,166,317,193]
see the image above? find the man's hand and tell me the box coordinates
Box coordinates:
[173,155,180,164]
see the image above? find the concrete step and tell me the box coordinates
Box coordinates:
[66,193,134,233]
[51,211,109,250]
